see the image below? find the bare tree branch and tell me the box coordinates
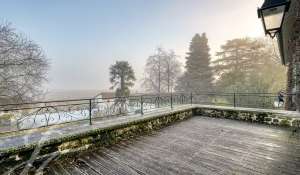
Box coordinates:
[0,23,49,104]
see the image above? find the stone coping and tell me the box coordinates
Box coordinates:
[195,104,300,118]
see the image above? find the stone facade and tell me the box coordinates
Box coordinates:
[293,0,300,109]
[296,35,300,110]
[285,0,300,110]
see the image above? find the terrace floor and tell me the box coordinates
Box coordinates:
[46,116,300,175]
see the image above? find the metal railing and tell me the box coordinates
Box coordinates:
[191,92,295,109]
[0,93,294,133]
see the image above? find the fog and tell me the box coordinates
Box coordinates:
[0,0,264,95]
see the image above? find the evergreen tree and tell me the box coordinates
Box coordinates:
[213,38,286,93]
[109,61,136,97]
[176,33,214,93]
[213,38,286,108]
[213,38,257,92]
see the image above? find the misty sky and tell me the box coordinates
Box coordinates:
[0,0,264,91]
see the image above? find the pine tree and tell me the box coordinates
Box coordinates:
[109,61,136,97]
[213,38,286,108]
[213,38,257,92]
[213,38,286,93]
[176,33,214,93]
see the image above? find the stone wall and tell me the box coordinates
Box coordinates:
[282,0,300,110]
[193,107,300,128]
[0,109,193,174]
[295,16,300,109]
[291,0,300,111]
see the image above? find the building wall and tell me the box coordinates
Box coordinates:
[296,35,300,62]
[282,0,299,64]
[294,0,300,62]
[295,31,300,110]
[282,0,300,110]
[293,0,300,110]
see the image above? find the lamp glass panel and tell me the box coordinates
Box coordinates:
[262,5,285,30]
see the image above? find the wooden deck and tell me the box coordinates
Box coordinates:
[46,117,300,175]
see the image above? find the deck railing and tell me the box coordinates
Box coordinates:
[0,93,295,133]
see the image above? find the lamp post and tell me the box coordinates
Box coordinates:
[258,0,291,38]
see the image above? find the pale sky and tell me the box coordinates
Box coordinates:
[0,0,265,91]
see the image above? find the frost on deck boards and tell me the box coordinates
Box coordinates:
[46,117,300,175]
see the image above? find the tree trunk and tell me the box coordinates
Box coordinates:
[158,59,161,94]
[120,72,125,96]
[167,64,170,93]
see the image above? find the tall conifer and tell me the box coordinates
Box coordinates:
[176,33,214,92]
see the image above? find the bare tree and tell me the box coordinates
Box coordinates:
[162,50,181,93]
[143,47,164,94]
[143,47,181,94]
[0,23,49,104]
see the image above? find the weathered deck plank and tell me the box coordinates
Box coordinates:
[46,117,300,175]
